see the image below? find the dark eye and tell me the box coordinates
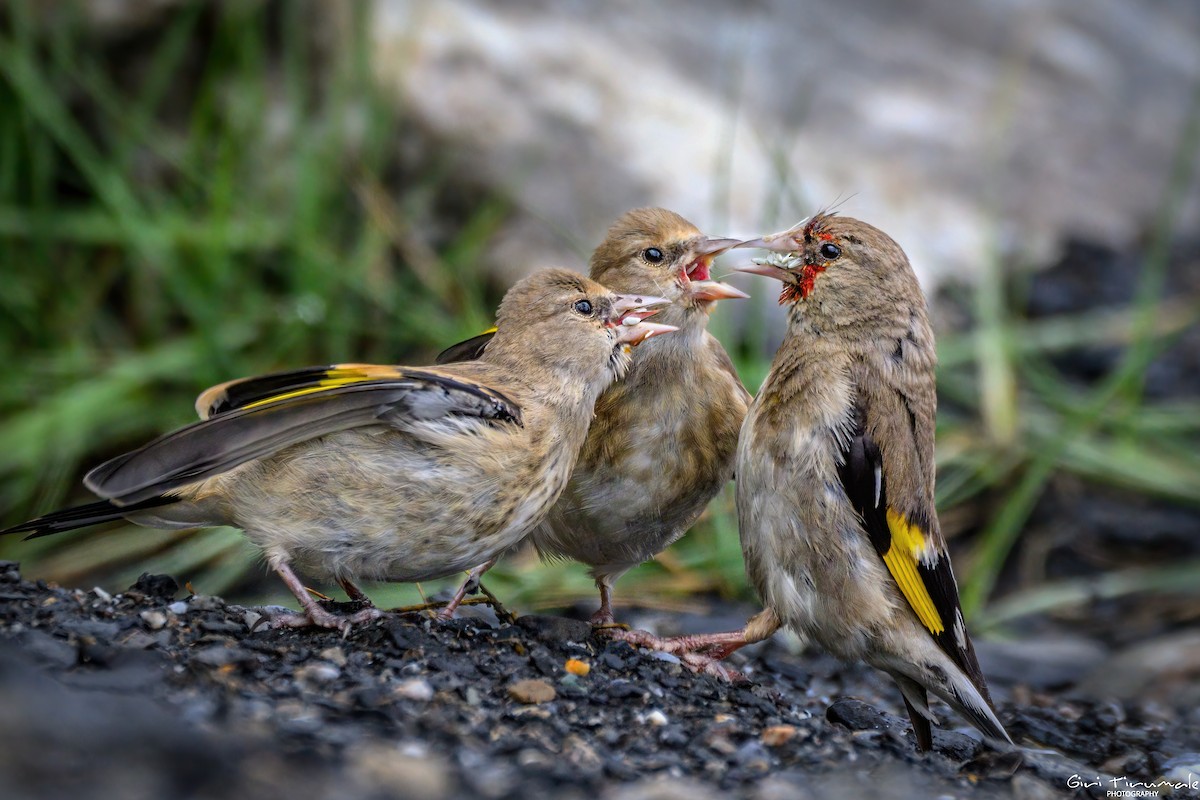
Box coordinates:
[574,299,594,316]
[642,247,664,263]
[820,242,842,260]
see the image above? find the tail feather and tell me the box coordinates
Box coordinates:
[943,676,1012,746]
[894,676,934,752]
[2,497,176,540]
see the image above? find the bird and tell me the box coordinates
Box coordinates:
[620,213,1012,751]
[1,269,676,632]
[438,208,751,625]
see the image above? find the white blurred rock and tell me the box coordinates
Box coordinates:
[371,0,1200,290]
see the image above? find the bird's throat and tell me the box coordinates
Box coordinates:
[780,263,827,304]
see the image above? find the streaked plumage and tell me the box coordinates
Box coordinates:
[2,269,675,631]
[439,208,751,623]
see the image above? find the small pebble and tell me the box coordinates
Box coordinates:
[760,725,798,747]
[168,601,189,615]
[395,679,435,702]
[507,678,556,704]
[565,658,590,676]
[319,646,348,667]
[295,662,341,685]
[92,587,112,602]
[649,651,682,665]
[139,610,168,630]
[644,709,669,727]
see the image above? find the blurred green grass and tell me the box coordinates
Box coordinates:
[2,2,1199,627]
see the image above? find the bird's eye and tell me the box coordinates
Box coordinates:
[642,247,664,263]
[819,242,842,260]
[573,299,594,316]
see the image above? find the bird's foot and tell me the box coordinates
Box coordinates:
[261,604,382,636]
[588,606,629,630]
[599,628,748,683]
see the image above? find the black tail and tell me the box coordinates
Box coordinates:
[2,497,176,540]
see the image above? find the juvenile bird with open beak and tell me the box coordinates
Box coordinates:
[620,213,1012,751]
[2,270,675,632]
[439,208,750,625]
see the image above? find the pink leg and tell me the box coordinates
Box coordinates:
[266,560,381,633]
[337,577,374,605]
[438,557,498,620]
[590,580,617,626]
[605,608,782,681]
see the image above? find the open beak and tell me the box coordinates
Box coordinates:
[608,292,676,345]
[611,292,669,319]
[683,236,741,284]
[615,319,679,346]
[732,260,792,282]
[732,221,806,254]
[689,281,750,301]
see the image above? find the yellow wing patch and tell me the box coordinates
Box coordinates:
[882,508,945,635]
[238,365,405,410]
[195,364,407,418]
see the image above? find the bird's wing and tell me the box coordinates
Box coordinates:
[837,402,992,701]
[434,328,497,365]
[91,366,522,506]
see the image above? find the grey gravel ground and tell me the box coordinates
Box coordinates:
[2,562,1198,800]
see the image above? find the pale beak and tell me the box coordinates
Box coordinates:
[732,261,792,282]
[615,319,679,346]
[689,281,751,301]
[611,292,670,318]
[693,237,742,257]
[732,220,807,254]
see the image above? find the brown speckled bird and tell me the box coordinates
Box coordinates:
[1,269,675,632]
[623,213,1011,751]
[440,208,751,624]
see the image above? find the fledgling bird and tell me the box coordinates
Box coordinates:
[2,269,675,632]
[439,208,751,624]
[622,213,1012,751]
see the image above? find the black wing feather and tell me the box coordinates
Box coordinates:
[836,403,994,704]
[435,331,496,365]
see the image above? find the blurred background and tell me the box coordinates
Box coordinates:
[1,1,1198,655]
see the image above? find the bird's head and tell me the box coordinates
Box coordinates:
[487,268,676,385]
[734,213,916,313]
[589,208,749,319]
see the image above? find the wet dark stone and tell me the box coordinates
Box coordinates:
[515,614,593,644]
[826,698,889,733]
[130,573,179,600]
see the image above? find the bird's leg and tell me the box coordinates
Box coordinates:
[437,557,498,620]
[265,559,355,633]
[604,607,781,681]
[589,579,629,630]
[337,577,374,606]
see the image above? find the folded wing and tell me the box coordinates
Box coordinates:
[90,367,522,506]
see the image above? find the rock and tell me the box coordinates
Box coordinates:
[0,562,21,583]
[190,644,256,668]
[507,678,556,704]
[139,610,168,630]
[565,657,591,676]
[295,662,341,686]
[349,742,450,800]
[395,679,435,702]
[760,725,797,747]
[643,709,669,727]
[168,601,189,615]
[373,1,1200,295]
[825,698,891,734]
[130,573,179,600]
[514,614,593,644]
